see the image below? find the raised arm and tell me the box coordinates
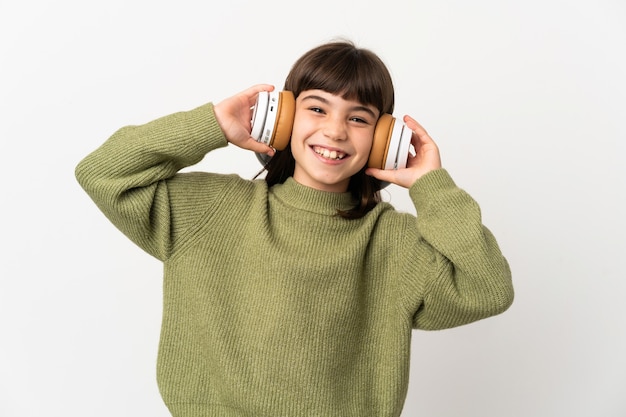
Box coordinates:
[75,102,227,260]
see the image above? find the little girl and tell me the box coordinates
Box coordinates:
[76,40,513,417]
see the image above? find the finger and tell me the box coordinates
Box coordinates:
[244,138,276,157]
[403,115,428,136]
[243,84,275,106]
[244,84,275,94]
[403,115,438,148]
[365,167,397,184]
[404,115,432,141]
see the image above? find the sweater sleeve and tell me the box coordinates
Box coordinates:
[401,169,514,330]
[75,102,230,261]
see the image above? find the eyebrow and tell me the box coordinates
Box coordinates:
[301,94,378,119]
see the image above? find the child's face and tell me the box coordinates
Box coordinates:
[290,90,379,193]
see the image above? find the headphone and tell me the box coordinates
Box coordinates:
[251,91,412,170]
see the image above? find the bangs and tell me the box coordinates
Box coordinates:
[284,42,395,115]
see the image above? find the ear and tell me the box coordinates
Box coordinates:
[368,114,394,169]
[271,91,295,150]
[250,90,295,151]
[368,114,412,170]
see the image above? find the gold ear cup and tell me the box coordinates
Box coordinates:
[271,91,296,150]
[368,113,394,169]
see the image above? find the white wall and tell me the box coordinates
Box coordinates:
[1,0,624,416]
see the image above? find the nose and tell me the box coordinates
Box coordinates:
[322,116,347,141]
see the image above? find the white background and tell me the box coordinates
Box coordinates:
[1,0,625,416]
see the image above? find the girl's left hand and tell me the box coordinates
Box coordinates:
[366,115,442,188]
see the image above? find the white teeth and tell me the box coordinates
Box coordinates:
[314,146,346,160]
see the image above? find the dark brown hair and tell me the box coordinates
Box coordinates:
[264,40,396,219]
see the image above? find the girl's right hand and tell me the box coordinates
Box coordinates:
[214,84,276,157]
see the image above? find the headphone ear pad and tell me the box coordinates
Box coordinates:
[368,114,394,169]
[271,91,295,151]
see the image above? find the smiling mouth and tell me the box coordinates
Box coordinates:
[312,146,347,161]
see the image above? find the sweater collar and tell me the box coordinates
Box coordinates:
[270,177,355,215]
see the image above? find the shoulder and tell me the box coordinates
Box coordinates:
[169,171,259,191]
[168,172,268,211]
[360,200,419,249]
[370,200,416,225]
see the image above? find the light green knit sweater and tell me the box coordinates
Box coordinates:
[75,102,513,417]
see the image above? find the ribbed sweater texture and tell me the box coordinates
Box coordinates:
[75,102,514,417]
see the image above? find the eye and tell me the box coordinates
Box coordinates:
[309,106,325,114]
[349,116,368,124]
[350,114,376,125]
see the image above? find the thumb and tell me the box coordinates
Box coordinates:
[366,167,418,189]
[365,167,395,183]
[242,137,276,157]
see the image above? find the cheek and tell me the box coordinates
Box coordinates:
[288,128,305,153]
[288,122,309,158]
[289,118,308,144]
[357,135,374,157]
